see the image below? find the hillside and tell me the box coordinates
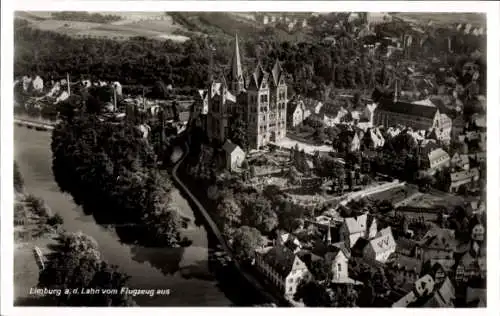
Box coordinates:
[392,12,486,28]
[169,12,314,42]
[15,11,190,42]
[15,11,314,43]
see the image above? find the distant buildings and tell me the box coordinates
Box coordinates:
[205,35,288,149]
[366,12,392,27]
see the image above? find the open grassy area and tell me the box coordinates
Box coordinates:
[13,192,62,305]
[16,12,190,42]
[14,234,57,304]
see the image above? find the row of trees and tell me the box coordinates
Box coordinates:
[51,107,182,246]
[50,11,122,24]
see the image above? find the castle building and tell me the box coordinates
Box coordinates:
[205,35,288,149]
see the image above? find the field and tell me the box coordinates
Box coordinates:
[16,11,314,43]
[392,12,486,28]
[16,12,190,42]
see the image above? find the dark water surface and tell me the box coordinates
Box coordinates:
[14,126,239,306]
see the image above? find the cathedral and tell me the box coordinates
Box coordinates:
[200,35,288,150]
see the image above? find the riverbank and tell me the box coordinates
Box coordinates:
[14,126,240,306]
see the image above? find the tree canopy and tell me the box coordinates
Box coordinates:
[38,232,136,306]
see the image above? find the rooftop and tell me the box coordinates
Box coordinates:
[377,98,439,119]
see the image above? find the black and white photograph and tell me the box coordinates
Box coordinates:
[2,1,499,313]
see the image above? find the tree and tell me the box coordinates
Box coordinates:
[216,195,242,233]
[287,166,300,185]
[141,170,181,247]
[14,161,24,193]
[228,114,248,151]
[249,165,256,178]
[334,165,346,194]
[231,226,264,263]
[400,215,409,233]
[309,258,332,281]
[295,281,358,307]
[38,232,135,306]
[151,80,169,99]
[294,280,334,307]
[242,196,278,234]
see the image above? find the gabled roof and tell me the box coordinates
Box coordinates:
[369,227,396,255]
[223,140,242,155]
[424,277,455,308]
[418,227,456,250]
[259,245,305,278]
[248,63,268,90]
[343,213,368,234]
[377,99,439,119]
[313,242,350,259]
[197,89,208,100]
[270,59,284,87]
[427,148,450,162]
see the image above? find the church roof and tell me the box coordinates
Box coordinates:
[249,63,268,90]
[270,59,284,86]
[377,98,439,119]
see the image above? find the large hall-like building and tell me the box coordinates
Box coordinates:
[203,35,288,150]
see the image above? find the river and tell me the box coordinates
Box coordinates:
[14,126,243,306]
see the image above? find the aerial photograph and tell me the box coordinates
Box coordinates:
[13,11,487,308]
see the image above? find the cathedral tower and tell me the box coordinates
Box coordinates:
[228,34,245,95]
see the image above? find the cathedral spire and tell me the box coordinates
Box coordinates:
[230,34,244,94]
[231,34,243,81]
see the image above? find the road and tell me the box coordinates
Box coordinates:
[171,142,284,306]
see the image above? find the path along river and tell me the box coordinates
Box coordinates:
[14,126,259,306]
